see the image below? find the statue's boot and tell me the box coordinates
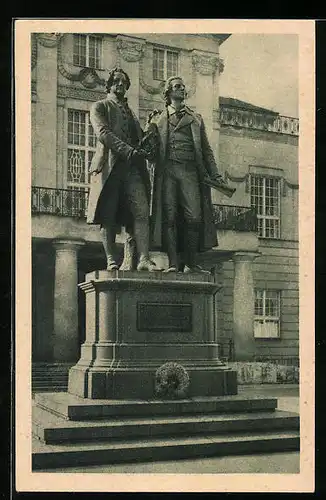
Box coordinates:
[101,226,119,270]
[119,235,137,271]
[163,222,178,272]
[183,222,210,275]
[106,257,119,271]
[137,257,157,272]
[134,219,157,272]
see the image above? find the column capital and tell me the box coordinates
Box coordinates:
[36,33,63,48]
[232,251,261,263]
[52,238,85,252]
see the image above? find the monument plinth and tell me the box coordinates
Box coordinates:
[68,270,237,399]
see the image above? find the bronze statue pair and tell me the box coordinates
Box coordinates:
[87,68,235,273]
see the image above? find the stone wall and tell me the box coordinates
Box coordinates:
[218,126,298,241]
[219,239,299,360]
[253,240,299,357]
[229,362,299,384]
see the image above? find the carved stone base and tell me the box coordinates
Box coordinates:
[68,270,238,400]
[68,360,237,400]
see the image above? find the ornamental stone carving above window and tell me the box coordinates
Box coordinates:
[116,36,145,62]
[191,51,224,76]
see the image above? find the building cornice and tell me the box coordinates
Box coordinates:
[57,85,106,102]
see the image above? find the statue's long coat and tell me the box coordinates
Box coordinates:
[148,107,219,252]
[86,94,150,226]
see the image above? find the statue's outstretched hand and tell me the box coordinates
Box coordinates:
[147,109,162,124]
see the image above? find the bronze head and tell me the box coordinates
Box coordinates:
[163,76,187,105]
[105,67,131,97]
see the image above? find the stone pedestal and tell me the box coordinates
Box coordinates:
[68,270,237,399]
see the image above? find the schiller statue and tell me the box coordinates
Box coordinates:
[144,76,235,273]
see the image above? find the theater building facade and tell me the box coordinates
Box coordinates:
[31,32,299,389]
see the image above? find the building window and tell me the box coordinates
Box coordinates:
[67,109,96,190]
[254,289,281,338]
[73,34,102,69]
[250,175,281,238]
[153,48,179,81]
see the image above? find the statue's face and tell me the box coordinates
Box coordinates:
[110,71,128,98]
[169,78,186,101]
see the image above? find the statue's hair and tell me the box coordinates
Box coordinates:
[105,67,131,93]
[163,76,188,106]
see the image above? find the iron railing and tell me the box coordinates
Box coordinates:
[212,204,257,232]
[216,338,299,366]
[217,339,299,367]
[32,186,88,219]
[217,338,235,361]
[32,186,258,233]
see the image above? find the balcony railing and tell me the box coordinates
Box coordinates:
[219,107,299,136]
[216,340,299,366]
[32,186,88,219]
[216,338,235,362]
[212,204,257,232]
[32,186,257,232]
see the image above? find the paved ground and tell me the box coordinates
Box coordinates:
[36,384,300,474]
[44,452,299,474]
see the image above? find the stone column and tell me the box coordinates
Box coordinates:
[212,57,224,171]
[192,50,224,153]
[52,239,85,362]
[212,261,224,343]
[116,35,146,115]
[232,252,260,361]
[34,33,61,187]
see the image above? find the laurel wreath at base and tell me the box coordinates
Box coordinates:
[155,362,190,399]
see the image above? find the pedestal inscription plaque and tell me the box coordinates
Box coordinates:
[137,303,192,332]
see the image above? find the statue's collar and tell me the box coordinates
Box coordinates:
[168,103,186,115]
[107,93,128,106]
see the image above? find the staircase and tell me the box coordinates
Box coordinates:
[32,364,73,393]
[32,392,300,470]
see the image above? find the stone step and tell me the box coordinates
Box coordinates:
[32,386,68,393]
[34,392,278,420]
[33,368,68,372]
[32,365,70,392]
[32,379,68,385]
[32,381,69,392]
[32,380,68,388]
[32,368,70,373]
[33,405,299,444]
[32,430,300,470]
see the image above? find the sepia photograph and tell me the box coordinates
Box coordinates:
[15,19,315,493]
